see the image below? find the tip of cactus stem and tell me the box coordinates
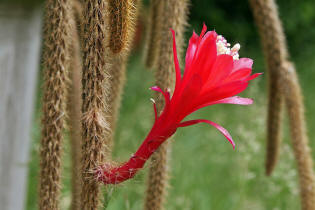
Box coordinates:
[265,168,272,176]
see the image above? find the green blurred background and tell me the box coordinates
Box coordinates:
[27,0,315,209]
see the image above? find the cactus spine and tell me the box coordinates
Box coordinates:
[144,0,189,209]
[39,0,70,209]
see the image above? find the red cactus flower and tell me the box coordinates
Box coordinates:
[96,24,261,184]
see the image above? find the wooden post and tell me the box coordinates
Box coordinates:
[0,5,42,210]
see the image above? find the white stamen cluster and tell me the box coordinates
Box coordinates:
[216,35,240,60]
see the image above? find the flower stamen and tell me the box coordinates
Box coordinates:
[216,35,240,60]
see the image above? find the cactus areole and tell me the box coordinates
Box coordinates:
[96,24,261,184]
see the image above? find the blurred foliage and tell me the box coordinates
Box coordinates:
[189,0,315,58]
[0,0,44,8]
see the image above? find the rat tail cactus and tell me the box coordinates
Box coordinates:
[144,0,164,69]
[250,0,315,209]
[249,0,286,176]
[39,0,71,209]
[80,0,110,209]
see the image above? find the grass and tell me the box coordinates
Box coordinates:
[26,41,315,209]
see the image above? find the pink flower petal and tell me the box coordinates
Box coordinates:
[150,86,171,107]
[194,32,218,81]
[204,54,234,88]
[186,25,208,74]
[151,99,158,122]
[181,74,202,102]
[172,74,203,122]
[247,72,263,81]
[199,23,207,39]
[182,31,217,88]
[177,74,202,108]
[178,119,235,149]
[185,31,199,70]
[231,58,253,73]
[225,68,252,83]
[200,81,249,104]
[186,96,253,117]
[211,96,253,105]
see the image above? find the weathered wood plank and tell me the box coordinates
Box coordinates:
[0,6,42,210]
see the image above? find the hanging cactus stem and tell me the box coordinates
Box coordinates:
[108,0,135,54]
[80,0,110,209]
[250,0,315,209]
[39,0,71,209]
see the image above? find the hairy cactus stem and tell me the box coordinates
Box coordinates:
[68,1,83,209]
[108,0,135,54]
[144,0,164,69]
[249,0,287,176]
[39,0,71,209]
[80,0,111,209]
[250,0,315,209]
[105,0,140,147]
[279,62,315,210]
